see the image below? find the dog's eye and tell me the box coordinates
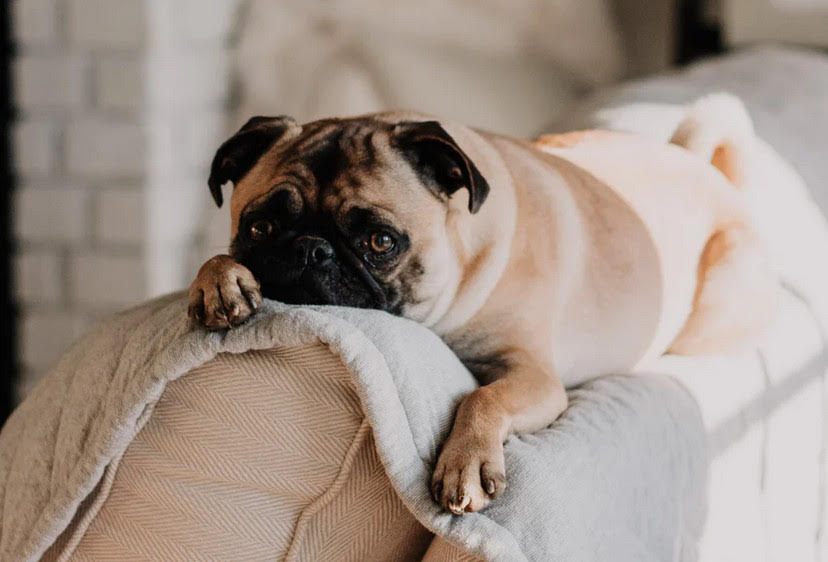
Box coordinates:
[369,232,395,253]
[249,220,273,240]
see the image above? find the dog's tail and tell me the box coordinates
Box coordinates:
[670,93,754,188]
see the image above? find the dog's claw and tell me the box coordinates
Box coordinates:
[448,495,471,514]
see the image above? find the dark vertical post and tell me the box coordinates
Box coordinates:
[676,0,724,65]
[1,0,16,424]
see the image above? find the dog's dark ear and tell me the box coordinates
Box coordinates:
[208,115,299,207]
[392,121,490,213]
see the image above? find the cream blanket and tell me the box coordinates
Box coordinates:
[0,294,708,561]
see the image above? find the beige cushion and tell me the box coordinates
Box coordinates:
[60,345,432,561]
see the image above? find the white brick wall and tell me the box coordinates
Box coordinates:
[14,186,89,244]
[14,54,89,111]
[12,0,58,47]
[66,118,145,178]
[148,51,231,109]
[11,0,147,393]
[67,0,145,48]
[95,189,144,246]
[175,0,239,43]
[19,310,89,371]
[69,252,144,307]
[11,0,242,397]
[14,250,63,305]
[94,56,144,112]
[145,0,242,295]
[13,119,56,176]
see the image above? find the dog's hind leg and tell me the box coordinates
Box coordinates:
[669,225,778,355]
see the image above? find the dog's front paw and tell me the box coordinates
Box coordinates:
[188,255,262,329]
[431,433,506,514]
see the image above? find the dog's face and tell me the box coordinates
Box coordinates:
[208,114,490,319]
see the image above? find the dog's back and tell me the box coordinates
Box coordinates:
[534,96,773,361]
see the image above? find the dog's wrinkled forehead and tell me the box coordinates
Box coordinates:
[229,118,397,222]
[281,118,387,194]
[287,118,381,173]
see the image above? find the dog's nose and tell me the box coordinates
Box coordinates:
[292,235,335,266]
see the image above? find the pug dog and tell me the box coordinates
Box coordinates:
[189,95,777,514]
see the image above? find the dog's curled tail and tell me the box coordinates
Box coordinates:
[670,93,754,187]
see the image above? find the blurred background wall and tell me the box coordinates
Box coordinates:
[6,0,828,401]
[12,0,149,397]
[11,0,238,397]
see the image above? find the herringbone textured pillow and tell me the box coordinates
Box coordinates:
[58,345,432,561]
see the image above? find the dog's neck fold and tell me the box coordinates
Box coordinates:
[424,125,518,336]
